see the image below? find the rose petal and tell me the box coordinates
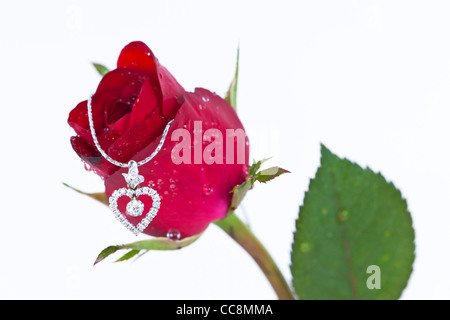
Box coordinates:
[110,113,130,135]
[104,100,132,127]
[117,41,184,119]
[106,111,166,165]
[129,79,161,127]
[117,41,157,78]
[96,67,149,96]
[68,100,89,132]
[156,65,185,119]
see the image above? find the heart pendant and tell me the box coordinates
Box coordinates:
[108,161,161,236]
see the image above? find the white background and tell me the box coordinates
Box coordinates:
[0,0,449,299]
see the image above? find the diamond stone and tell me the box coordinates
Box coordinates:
[126,199,144,217]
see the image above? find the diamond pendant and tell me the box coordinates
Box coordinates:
[108,161,160,236]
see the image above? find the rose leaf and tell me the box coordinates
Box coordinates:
[94,233,202,265]
[290,144,415,300]
[63,182,108,206]
[92,62,110,77]
[224,47,239,110]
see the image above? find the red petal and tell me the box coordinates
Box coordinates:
[129,79,160,127]
[117,41,185,119]
[106,110,166,164]
[156,65,185,119]
[117,41,157,79]
[68,100,89,131]
[70,135,99,158]
[96,67,149,95]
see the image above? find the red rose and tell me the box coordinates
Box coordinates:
[68,41,249,238]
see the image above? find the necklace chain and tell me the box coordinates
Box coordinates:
[87,95,173,168]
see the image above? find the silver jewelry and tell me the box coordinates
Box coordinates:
[87,95,173,235]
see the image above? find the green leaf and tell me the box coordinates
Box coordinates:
[228,180,253,214]
[95,246,119,265]
[228,158,288,214]
[248,158,269,176]
[92,63,110,77]
[291,144,415,300]
[115,249,141,262]
[256,167,290,183]
[224,47,239,110]
[94,233,202,265]
[63,182,108,206]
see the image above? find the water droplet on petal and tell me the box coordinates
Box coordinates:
[199,103,206,110]
[202,184,213,196]
[166,229,181,240]
[130,61,139,67]
[169,183,177,191]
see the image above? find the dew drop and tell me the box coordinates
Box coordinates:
[166,229,181,241]
[202,184,213,196]
[130,61,139,67]
[84,163,92,172]
[148,180,155,187]
[338,209,350,222]
[199,103,206,110]
[169,183,177,191]
[300,242,311,253]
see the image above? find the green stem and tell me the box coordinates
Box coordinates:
[214,213,295,300]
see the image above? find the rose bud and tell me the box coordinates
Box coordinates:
[68,41,249,238]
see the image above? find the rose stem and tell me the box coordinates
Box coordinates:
[214,213,295,300]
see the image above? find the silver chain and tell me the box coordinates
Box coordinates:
[87,95,173,168]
